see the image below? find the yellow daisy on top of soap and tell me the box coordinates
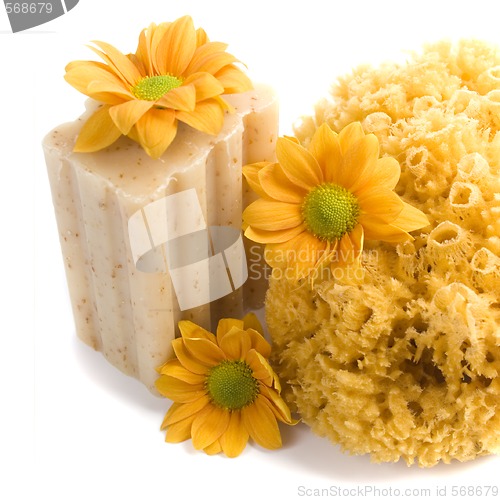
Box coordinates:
[242,122,429,280]
[64,16,252,158]
[156,314,296,458]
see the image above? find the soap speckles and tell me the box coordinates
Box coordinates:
[43,85,279,392]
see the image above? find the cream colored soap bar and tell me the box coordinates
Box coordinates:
[43,84,277,392]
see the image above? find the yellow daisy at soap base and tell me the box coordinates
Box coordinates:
[242,123,429,280]
[155,315,296,457]
[64,15,252,158]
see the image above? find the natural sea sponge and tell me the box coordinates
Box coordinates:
[266,40,500,466]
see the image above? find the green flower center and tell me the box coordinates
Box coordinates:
[131,75,183,101]
[302,183,360,241]
[206,360,259,410]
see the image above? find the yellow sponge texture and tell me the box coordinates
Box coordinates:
[266,40,500,467]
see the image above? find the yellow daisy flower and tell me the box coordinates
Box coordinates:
[64,15,252,158]
[156,314,296,457]
[242,122,429,280]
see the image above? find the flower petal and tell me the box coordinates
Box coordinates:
[338,133,380,191]
[155,375,205,403]
[243,162,273,199]
[243,199,302,231]
[127,52,145,76]
[392,202,429,232]
[357,187,404,223]
[258,163,308,203]
[157,84,196,112]
[360,214,414,243]
[349,223,365,254]
[109,99,154,135]
[64,60,132,103]
[259,384,294,424]
[244,224,306,244]
[165,412,197,443]
[178,320,217,343]
[203,440,222,455]
[90,41,142,86]
[186,43,238,75]
[172,338,210,375]
[162,394,210,426]
[356,156,401,193]
[217,95,236,113]
[241,395,282,450]
[195,27,209,46]
[265,231,328,277]
[156,15,197,75]
[161,403,180,430]
[158,359,207,385]
[74,105,122,153]
[219,327,252,360]
[242,313,264,335]
[220,412,249,458]
[133,107,177,159]
[136,22,171,75]
[191,404,230,450]
[308,123,342,183]
[65,59,110,78]
[176,99,224,135]
[276,137,323,190]
[86,80,134,103]
[216,319,244,345]
[282,135,300,145]
[337,232,355,265]
[135,26,154,75]
[183,72,225,101]
[246,349,274,386]
[214,64,253,94]
[183,338,226,366]
[338,122,365,155]
[246,331,272,359]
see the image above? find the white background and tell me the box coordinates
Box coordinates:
[3,0,500,498]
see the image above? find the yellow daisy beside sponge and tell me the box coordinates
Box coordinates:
[242,123,428,281]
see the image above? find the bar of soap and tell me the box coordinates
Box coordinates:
[43,84,277,392]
